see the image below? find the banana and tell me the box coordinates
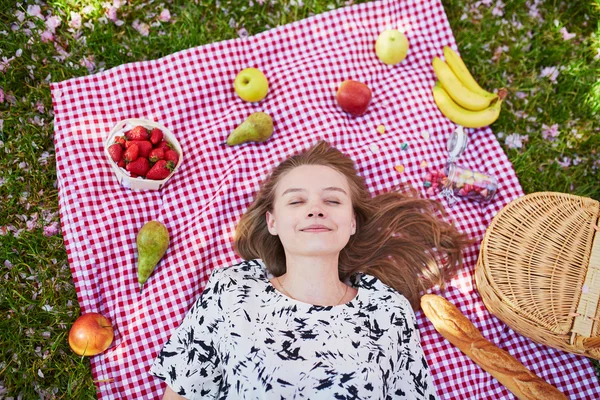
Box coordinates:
[443,46,496,98]
[432,57,495,111]
[432,82,507,128]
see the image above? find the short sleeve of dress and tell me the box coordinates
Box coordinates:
[391,295,438,400]
[149,267,224,399]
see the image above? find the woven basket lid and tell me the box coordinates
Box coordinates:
[477,192,600,355]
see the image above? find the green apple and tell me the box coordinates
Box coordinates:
[375,29,409,65]
[233,67,269,102]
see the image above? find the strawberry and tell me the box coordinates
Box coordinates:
[156,140,172,152]
[149,148,165,162]
[150,128,163,145]
[114,136,126,147]
[146,160,175,180]
[118,160,126,168]
[123,143,139,163]
[125,125,149,141]
[126,157,150,177]
[164,149,179,165]
[126,140,153,158]
[108,143,123,162]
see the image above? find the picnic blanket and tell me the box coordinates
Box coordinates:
[50,0,600,398]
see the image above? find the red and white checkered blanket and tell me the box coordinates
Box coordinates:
[50,0,600,398]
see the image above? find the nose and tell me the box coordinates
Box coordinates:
[307,201,325,218]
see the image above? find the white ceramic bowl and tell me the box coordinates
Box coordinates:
[104,118,184,191]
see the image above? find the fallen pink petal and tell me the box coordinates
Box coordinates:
[69,12,82,30]
[540,66,559,83]
[560,27,576,41]
[132,20,150,36]
[40,30,54,43]
[43,222,59,237]
[505,133,528,149]
[541,123,560,140]
[106,7,118,22]
[27,5,44,20]
[45,16,62,34]
[159,9,171,22]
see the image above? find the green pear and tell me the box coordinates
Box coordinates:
[223,112,273,146]
[136,221,169,293]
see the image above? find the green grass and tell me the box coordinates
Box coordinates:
[1,0,599,397]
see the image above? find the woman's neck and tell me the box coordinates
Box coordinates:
[273,255,356,306]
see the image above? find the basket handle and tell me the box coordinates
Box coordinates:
[583,337,600,349]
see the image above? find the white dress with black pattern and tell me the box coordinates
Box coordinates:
[149,259,437,400]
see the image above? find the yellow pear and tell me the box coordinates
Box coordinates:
[223,112,274,146]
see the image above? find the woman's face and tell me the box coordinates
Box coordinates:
[266,165,356,258]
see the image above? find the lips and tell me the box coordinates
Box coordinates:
[301,225,331,233]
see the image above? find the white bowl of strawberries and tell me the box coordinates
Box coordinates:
[104,118,183,191]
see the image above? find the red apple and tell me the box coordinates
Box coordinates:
[68,313,114,356]
[336,80,372,116]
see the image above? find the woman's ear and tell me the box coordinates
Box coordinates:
[351,216,356,235]
[266,211,277,235]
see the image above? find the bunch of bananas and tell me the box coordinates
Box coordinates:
[432,46,507,128]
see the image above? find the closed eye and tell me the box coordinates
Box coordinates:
[289,200,340,205]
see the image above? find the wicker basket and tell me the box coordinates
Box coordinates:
[476,192,600,359]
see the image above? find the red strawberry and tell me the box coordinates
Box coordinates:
[149,148,165,162]
[146,160,175,180]
[108,143,123,162]
[150,128,163,145]
[126,140,153,158]
[126,157,150,177]
[164,149,179,165]
[118,160,126,168]
[114,136,126,147]
[125,125,149,141]
[156,140,172,152]
[123,143,139,162]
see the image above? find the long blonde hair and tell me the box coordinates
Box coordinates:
[233,140,474,310]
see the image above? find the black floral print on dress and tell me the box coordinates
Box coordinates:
[150,259,437,400]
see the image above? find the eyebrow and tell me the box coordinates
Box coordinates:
[281,187,348,196]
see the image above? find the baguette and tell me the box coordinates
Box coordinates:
[420,294,568,400]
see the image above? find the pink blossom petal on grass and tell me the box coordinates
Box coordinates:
[106,7,118,22]
[557,157,571,168]
[159,9,171,22]
[27,5,44,20]
[16,10,25,22]
[132,20,150,36]
[515,91,528,99]
[40,30,54,43]
[0,87,4,103]
[45,16,61,34]
[69,12,82,30]
[0,56,15,73]
[505,133,528,149]
[82,5,95,15]
[559,27,576,41]
[81,56,96,73]
[238,28,248,38]
[541,123,560,140]
[491,0,504,17]
[540,66,559,83]
[43,222,59,237]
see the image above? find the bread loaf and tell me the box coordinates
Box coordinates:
[420,294,568,400]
